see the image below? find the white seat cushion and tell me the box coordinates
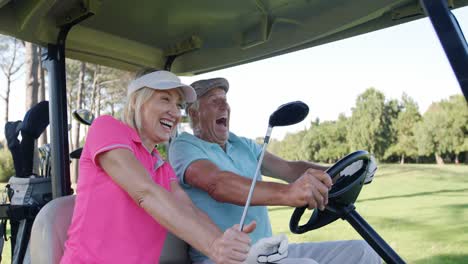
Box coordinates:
[30,195,75,264]
[30,195,191,263]
[160,232,190,264]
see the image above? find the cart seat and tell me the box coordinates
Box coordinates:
[30,195,75,264]
[30,195,190,264]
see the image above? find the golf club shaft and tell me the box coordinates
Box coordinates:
[239,126,272,231]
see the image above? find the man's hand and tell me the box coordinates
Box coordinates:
[244,234,288,264]
[210,221,256,264]
[286,168,332,210]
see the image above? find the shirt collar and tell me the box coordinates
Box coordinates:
[128,125,142,143]
[122,120,164,170]
[201,132,237,152]
[125,121,160,154]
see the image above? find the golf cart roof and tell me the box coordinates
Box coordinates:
[1,0,467,75]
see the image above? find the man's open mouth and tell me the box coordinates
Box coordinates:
[216,117,227,127]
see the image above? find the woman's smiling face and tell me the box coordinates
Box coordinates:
[139,88,183,150]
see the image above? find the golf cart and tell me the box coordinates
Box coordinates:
[0,0,467,263]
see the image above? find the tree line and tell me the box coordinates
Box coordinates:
[267,89,468,165]
[1,35,131,145]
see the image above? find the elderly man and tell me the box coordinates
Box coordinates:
[169,77,380,264]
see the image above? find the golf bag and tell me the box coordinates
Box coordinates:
[2,101,52,264]
[4,177,52,263]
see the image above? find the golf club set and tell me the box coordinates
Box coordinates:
[240,101,405,264]
[1,101,53,264]
[1,101,94,264]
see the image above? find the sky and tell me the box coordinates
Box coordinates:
[2,6,468,140]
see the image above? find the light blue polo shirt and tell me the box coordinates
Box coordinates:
[169,132,272,262]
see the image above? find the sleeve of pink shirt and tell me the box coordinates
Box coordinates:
[85,115,134,166]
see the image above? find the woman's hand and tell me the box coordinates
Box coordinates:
[210,221,256,264]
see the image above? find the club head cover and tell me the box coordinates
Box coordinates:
[4,121,23,176]
[21,100,49,139]
[4,121,22,149]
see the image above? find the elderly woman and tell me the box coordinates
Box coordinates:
[60,71,255,264]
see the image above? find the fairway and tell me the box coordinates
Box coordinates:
[268,164,468,264]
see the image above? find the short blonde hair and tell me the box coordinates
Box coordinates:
[121,87,156,132]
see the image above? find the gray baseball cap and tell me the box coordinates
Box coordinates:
[190,77,229,98]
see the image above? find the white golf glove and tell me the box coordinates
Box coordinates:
[244,234,288,264]
[339,156,377,184]
[364,156,377,184]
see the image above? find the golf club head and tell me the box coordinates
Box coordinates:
[72,109,95,126]
[70,148,83,159]
[38,146,47,159]
[268,101,309,127]
[21,100,49,139]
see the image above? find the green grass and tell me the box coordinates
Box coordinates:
[1,164,467,263]
[268,164,468,264]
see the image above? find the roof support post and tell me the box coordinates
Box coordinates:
[42,12,94,199]
[420,0,468,102]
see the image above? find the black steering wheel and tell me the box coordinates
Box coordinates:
[290,150,371,234]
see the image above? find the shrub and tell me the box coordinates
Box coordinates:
[0,148,15,182]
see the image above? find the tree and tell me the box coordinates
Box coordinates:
[273,130,307,161]
[89,64,101,115]
[301,120,320,161]
[267,138,281,155]
[382,98,401,156]
[23,42,41,173]
[37,46,48,146]
[97,67,130,117]
[443,95,468,163]
[347,88,388,159]
[302,114,349,163]
[413,120,434,160]
[70,62,86,182]
[66,59,82,151]
[72,62,86,151]
[0,36,23,124]
[385,93,421,163]
[24,42,39,110]
[416,102,453,164]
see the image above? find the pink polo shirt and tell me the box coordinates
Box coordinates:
[61,115,176,264]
